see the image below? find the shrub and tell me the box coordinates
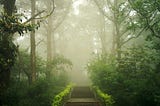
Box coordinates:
[0,52,71,106]
[52,84,73,106]
[88,46,160,106]
[93,86,114,106]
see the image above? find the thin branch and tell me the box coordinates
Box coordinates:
[120,28,130,37]
[105,0,114,12]
[105,0,113,7]
[145,16,160,39]
[23,10,45,24]
[121,26,147,46]
[23,69,31,79]
[36,39,44,47]
[119,10,132,25]
[23,0,55,24]
[23,39,45,52]
[52,1,71,31]
[93,0,114,22]
[148,25,160,39]
[33,5,55,20]
[128,0,160,39]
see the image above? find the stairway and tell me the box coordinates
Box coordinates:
[64,86,101,106]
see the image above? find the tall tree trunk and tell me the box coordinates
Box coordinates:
[0,0,16,91]
[47,16,53,61]
[113,0,121,59]
[46,15,53,77]
[30,0,36,83]
[111,26,116,55]
[46,0,56,78]
[4,0,16,16]
[115,23,121,60]
[100,15,107,54]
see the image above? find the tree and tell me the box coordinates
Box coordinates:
[0,0,19,90]
[93,0,139,59]
[0,0,42,90]
[44,0,55,77]
[128,0,160,39]
[30,0,36,83]
[88,0,160,105]
[3,0,16,16]
[43,0,71,77]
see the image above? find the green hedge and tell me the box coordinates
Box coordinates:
[52,84,73,106]
[93,86,114,106]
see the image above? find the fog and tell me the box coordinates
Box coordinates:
[1,0,159,105]
[15,0,140,85]
[14,0,100,85]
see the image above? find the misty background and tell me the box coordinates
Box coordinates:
[15,0,110,85]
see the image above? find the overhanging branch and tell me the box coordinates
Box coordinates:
[23,0,55,24]
[121,26,147,46]
[23,10,45,24]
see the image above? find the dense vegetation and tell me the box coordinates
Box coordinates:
[0,0,72,106]
[0,51,71,106]
[88,0,160,106]
[88,45,160,106]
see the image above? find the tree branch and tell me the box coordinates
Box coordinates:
[121,26,147,46]
[23,0,55,24]
[52,1,71,31]
[120,28,130,38]
[23,10,45,24]
[36,39,44,47]
[93,0,114,22]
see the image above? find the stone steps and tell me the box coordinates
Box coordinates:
[64,86,101,106]
[71,86,94,98]
[65,98,100,106]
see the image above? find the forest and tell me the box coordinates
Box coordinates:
[0,0,160,106]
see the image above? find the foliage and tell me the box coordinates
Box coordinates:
[0,77,68,106]
[0,50,71,106]
[88,1,160,105]
[11,51,72,83]
[11,50,46,83]
[93,86,114,106]
[0,34,18,71]
[87,54,117,91]
[52,84,73,106]
[0,12,38,35]
[50,55,72,71]
[0,12,38,72]
[117,46,160,106]
[46,55,72,79]
[128,0,160,39]
[88,46,160,106]
[24,78,67,106]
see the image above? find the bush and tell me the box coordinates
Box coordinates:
[88,46,160,106]
[87,54,117,91]
[0,52,71,106]
[0,77,68,106]
[24,79,65,106]
[52,84,73,106]
[117,46,160,106]
[93,86,114,106]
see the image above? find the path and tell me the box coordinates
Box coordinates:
[64,86,101,106]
